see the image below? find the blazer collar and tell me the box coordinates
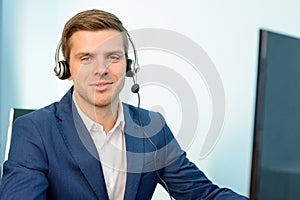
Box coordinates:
[56,87,109,199]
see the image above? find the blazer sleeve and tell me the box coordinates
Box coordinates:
[0,116,49,199]
[157,114,248,200]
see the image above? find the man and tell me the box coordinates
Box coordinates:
[0,9,248,199]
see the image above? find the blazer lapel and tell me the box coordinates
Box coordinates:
[123,104,145,200]
[56,89,109,200]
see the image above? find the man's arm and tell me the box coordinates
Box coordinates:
[161,151,248,199]
[0,117,49,199]
[157,114,248,199]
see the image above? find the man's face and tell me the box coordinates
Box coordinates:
[68,29,126,108]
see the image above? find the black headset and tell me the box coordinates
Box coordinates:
[54,31,140,93]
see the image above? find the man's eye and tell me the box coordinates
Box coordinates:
[107,54,121,63]
[81,56,93,64]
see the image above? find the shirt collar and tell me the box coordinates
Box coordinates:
[72,92,125,134]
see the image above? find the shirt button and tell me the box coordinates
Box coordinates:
[91,125,98,132]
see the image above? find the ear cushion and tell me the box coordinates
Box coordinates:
[54,61,71,80]
[126,59,134,77]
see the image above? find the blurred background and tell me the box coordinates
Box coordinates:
[1,0,300,198]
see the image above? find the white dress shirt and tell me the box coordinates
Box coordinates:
[73,95,127,200]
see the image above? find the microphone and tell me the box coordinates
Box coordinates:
[131,83,140,93]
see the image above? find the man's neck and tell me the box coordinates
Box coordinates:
[94,102,119,134]
[74,93,119,134]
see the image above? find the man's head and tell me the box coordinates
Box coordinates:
[62,9,130,110]
[61,9,129,62]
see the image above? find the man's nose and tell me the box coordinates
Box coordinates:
[93,56,111,76]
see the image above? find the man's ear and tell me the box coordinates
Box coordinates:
[68,74,73,80]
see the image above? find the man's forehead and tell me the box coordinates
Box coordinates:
[70,30,126,43]
[69,30,126,54]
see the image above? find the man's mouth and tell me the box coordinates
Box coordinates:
[90,81,113,91]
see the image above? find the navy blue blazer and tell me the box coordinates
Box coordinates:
[0,87,248,199]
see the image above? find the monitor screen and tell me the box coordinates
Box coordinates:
[250,29,300,200]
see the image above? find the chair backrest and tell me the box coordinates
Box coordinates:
[4,108,35,161]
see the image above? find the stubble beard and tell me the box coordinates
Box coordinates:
[93,77,125,109]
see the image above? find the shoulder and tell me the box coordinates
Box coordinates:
[14,87,73,126]
[13,103,58,126]
[122,102,173,147]
[122,102,166,126]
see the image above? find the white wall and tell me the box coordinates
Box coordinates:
[1,0,300,198]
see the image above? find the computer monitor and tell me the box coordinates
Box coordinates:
[250,29,300,200]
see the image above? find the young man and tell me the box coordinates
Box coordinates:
[0,9,248,199]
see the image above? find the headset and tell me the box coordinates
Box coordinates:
[54,31,140,93]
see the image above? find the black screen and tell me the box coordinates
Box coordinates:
[250,29,300,200]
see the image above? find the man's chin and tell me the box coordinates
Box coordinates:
[93,100,111,108]
[93,97,119,108]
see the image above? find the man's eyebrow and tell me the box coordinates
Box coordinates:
[74,52,90,57]
[74,49,125,58]
[105,50,125,55]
